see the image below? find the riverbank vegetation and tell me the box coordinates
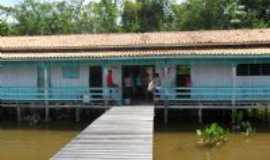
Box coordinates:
[0,0,270,36]
[195,110,257,147]
[231,110,256,136]
[196,123,229,147]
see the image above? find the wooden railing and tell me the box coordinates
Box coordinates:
[154,87,270,105]
[0,87,121,105]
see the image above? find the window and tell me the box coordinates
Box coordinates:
[262,64,270,75]
[249,64,261,76]
[62,66,80,79]
[237,64,270,76]
[237,64,249,76]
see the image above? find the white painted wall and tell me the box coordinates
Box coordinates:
[50,65,89,87]
[191,64,233,87]
[156,64,176,87]
[0,64,37,87]
[2,63,270,89]
[191,64,270,88]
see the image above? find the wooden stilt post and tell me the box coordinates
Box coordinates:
[44,65,50,122]
[232,109,237,125]
[253,107,257,122]
[164,106,168,125]
[265,106,268,123]
[198,108,203,124]
[103,65,109,107]
[45,107,50,122]
[232,64,236,107]
[164,92,169,125]
[17,107,21,122]
[75,108,80,122]
[231,64,237,126]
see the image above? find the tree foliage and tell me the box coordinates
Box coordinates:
[0,19,10,35]
[0,0,269,36]
[121,0,142,32]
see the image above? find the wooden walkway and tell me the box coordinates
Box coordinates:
[51,106,154,160]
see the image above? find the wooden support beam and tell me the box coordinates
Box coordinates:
[17,107,21,122]
[198,108,203,124]
[232,109,237,124]
[103,66,109,107]
[45,107,50,122]
[232,64,236,106]
[44,65,50,122]
[164,102,168,124]
[265,107,268,123]
[75,108,80,122]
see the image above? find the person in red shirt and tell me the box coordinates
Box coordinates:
[107,70,114,87]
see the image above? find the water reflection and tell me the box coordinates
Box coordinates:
[0,121,82,160]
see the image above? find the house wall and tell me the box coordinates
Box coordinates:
[191,64,233,87]
[3,63,270,89]
[50,65,89,87]
[0,64,37,87]
[191,64,270,88]
[1,64,124,88]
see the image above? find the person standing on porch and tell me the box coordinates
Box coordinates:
[147,73,161,100]
[106,70,117,103]
[124,74,133,104]
[107,70,114,87]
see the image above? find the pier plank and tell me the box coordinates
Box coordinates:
[51,106,154,160]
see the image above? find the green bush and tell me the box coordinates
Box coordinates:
[196,123,229,147]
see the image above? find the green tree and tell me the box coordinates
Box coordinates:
[91,0,119,32]
[1,0,77,35]
[239,0,270,27]
[173,0,248,30]
[74,2,96,33]
[1,0,270,36]
[121,0,142,32]
[138,0,174,32]
[0,20,10,35]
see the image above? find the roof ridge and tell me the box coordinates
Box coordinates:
[1,28,270,38]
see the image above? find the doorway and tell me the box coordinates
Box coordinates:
[89,66,103,88]
[122,65,154,104]
[176,65,191,98]
[89,66,103,100]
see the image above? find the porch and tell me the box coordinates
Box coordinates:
[0,87,121,107]
[154,87,270,107]
[1,86,270,108]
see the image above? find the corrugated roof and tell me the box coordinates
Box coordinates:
[2,29,270,50]
[2,48,270,60]
[1,29,270,60]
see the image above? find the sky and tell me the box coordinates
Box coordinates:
[1,0,185,6]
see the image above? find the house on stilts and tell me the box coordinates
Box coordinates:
[1,29,270,117]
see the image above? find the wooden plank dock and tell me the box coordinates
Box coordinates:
[51,106,154,160]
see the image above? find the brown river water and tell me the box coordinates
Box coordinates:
[0,122,81,160]
[155,122,270,160]
[1,116,270,160]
